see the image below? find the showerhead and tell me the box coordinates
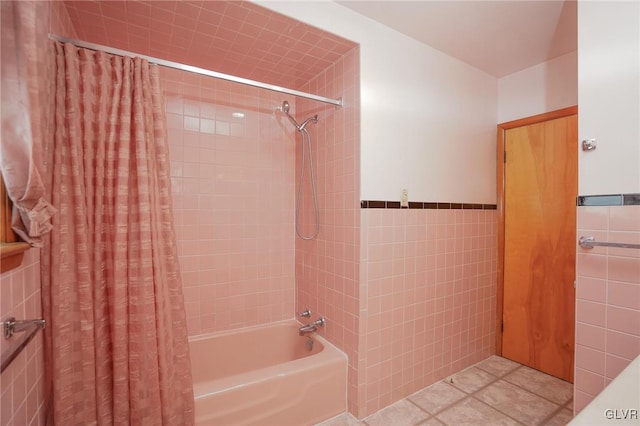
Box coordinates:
[279,100,318,132]
[298,115,318,131]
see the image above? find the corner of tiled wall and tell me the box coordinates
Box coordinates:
[295,45,362,416]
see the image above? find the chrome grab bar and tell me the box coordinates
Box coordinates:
[2,317,46,339]
[1,317,46,373]
[579,236,640,250]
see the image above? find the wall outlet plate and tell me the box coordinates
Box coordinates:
[401,189,408,207]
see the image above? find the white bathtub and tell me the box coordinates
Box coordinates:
[189,320,347,425]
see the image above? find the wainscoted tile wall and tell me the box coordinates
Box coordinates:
[295,47,362,414]
[0,250,44,426]
[159,67,297,336]
[358,207,498,417]
[0,2,76,425]
[575,204,640,412]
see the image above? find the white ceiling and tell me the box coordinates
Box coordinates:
[336,0,577,78]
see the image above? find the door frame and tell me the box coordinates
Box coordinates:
[495,105,578,355]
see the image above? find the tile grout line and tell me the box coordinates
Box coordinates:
[468,394,528,425]
[402,361,518,421]
[498,365,574,407]
[444,363,567,425]
[410,364,525,425]
[455,365,530,425]
[403,396,437,425]
[474,364,572,423]
[537,399,574,426]
[361,357,574,426]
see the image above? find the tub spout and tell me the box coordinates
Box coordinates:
[299,317,325,336]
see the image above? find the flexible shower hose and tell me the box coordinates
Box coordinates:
[296,128,319,240]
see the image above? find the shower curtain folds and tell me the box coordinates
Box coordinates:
[42,41,194,425]
[0,1,56,245]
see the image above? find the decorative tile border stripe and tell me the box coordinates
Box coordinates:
[577,193,640,206]
[360,200,497,210]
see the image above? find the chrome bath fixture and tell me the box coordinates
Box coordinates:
[2,317,46,339]
[297,308,312,318]
[579,235,640,250]
[280,100,320,240]
[299,317,325,336]
[1,317,46,373]
[49,35,343,107]
[281,101,318,131]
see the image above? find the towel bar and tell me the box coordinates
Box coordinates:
[579,236,640,250]
[0,317,46,373]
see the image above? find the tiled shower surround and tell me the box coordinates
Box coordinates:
[160,45,498,417]
[160,68,298,335]
[295,49,361,413]
[575,205,640,413]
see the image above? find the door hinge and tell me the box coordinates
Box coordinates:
[503,151,507,163]
[501,320,504,333]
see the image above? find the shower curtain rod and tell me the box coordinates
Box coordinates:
[49,35,343,107]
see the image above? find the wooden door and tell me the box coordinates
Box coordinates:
[501,112,577,382]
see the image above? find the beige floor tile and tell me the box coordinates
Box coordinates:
[409,381,467,414]
[544,408,574,426]
[364,400,429,426]
[315,412,364,426]
[476,380,559,425]
[447,367,497,394]
[504,366,573,405]
[435,397,520,426]
[476,355,521,377]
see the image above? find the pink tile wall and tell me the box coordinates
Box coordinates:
[0,2,75,425]
[159,67,297,336]
[0,250,45,426]
[575,205,640,413]
[295,47,361,414]
[358,208,497,417]
[51,0,77,37]
[62,1,356,91]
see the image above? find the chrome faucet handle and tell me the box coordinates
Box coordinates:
[313,317,325,327]
[298,309,311,318]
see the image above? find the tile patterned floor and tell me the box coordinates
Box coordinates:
[318,356,573,426]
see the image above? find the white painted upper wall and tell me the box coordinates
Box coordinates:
[498,51,577,123]
[578,1,640,195]
[257,1,498,204]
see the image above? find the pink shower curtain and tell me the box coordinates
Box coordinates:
[0,1,56,245]
[41,41,194,425]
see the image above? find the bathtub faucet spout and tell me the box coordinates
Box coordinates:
[299,317,325,336]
